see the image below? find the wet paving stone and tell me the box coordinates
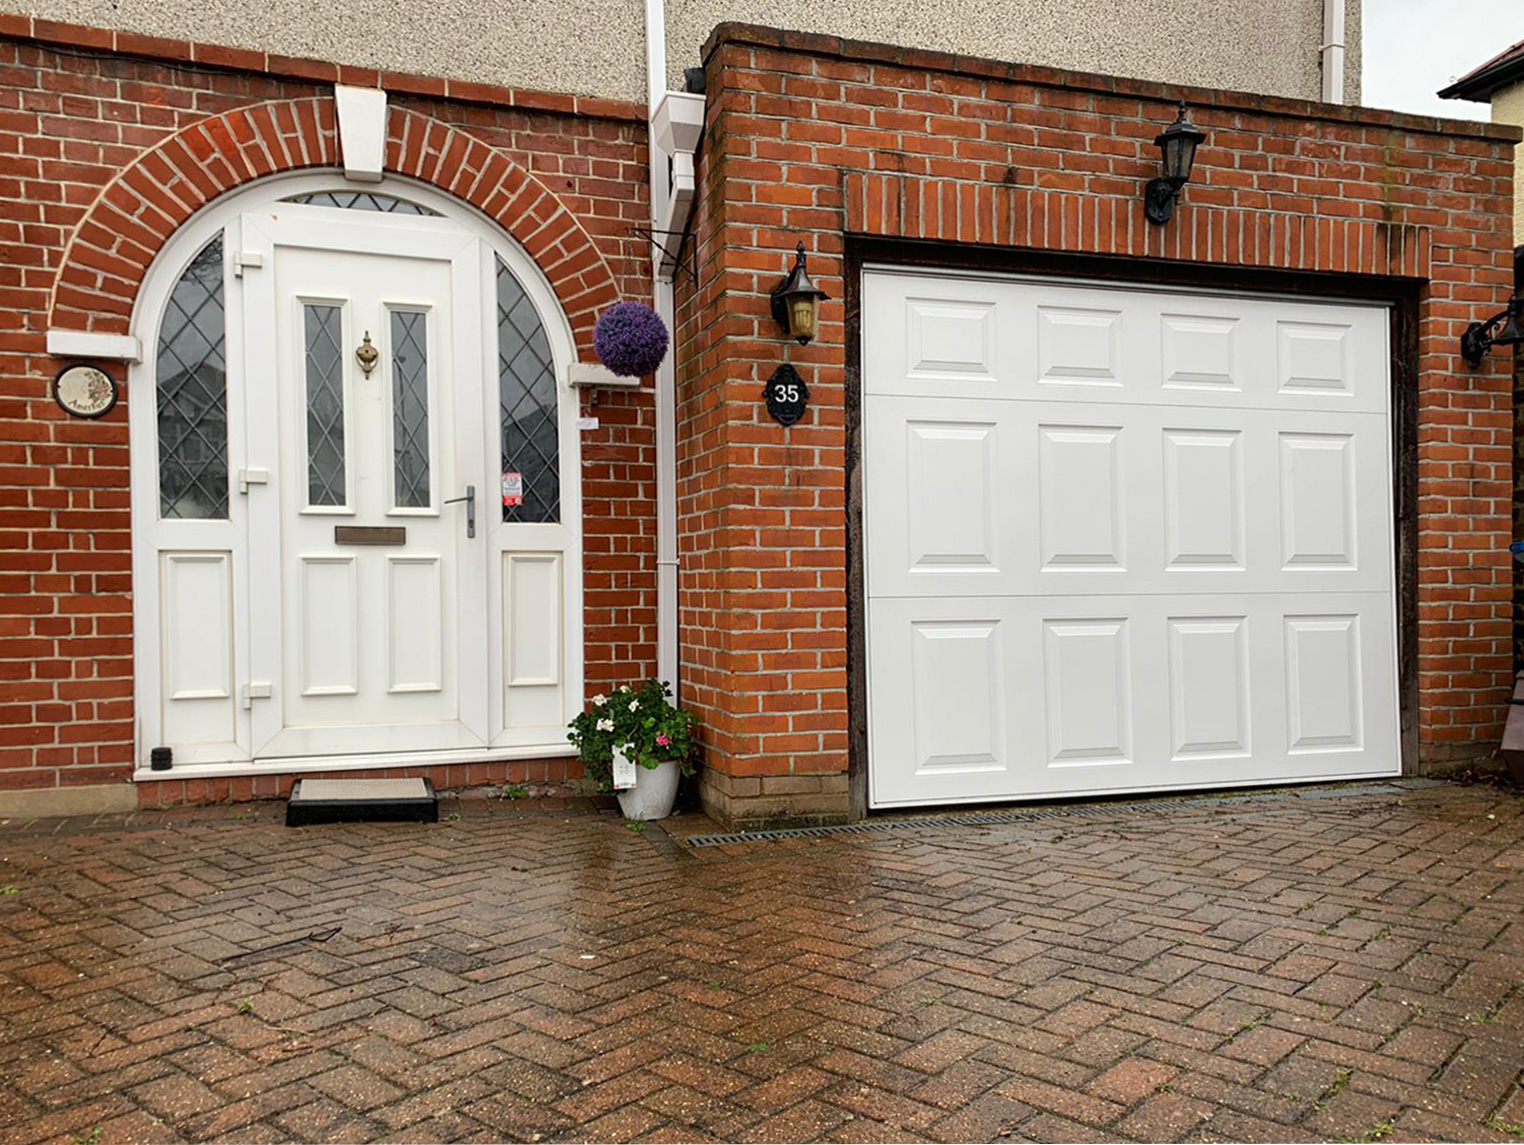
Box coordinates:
[0,782,1522,1142]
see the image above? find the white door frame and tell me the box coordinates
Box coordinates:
[127,172,583,779]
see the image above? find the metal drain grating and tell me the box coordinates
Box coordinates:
[682,782,1417,847]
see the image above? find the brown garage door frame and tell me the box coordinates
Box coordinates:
[842,235,1423,820]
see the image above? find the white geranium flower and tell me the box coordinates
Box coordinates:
[596,718,614,732]
[619,684,631,693]
[629,700,639,712]
[592,694,607,707]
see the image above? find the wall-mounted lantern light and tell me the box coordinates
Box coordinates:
[1461,290,1524,367]
[1144,103,1206,225]
[771,243,828,345]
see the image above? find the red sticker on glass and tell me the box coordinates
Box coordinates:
[502,472,524,507]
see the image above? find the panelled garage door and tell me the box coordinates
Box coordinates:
[863,270,1400,809]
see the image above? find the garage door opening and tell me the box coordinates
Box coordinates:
[862,269,1401,809]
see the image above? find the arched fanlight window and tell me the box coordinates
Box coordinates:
[156,236,228,519]
[283,191,439,215]
[497,258,559,523]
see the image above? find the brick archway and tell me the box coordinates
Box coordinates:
[47,98,622,355]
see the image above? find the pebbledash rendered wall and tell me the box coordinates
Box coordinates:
[676,25,1522,828]
[0,16,657,807]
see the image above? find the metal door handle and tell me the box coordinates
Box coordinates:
[444,485,476,538]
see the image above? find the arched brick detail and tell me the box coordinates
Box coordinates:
[48,98,621,355]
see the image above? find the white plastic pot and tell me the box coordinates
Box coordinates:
[614,748,679,821]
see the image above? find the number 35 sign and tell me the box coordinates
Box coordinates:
[763,364,809,427]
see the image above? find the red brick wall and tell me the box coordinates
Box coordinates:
[677,25,1520,825]
[0,23,656,797]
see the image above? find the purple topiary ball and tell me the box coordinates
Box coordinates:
[594,302,669,378]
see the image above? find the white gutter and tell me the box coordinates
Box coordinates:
[646,0,679,695]
[1321,0,1346,103]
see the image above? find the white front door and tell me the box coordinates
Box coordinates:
[863,269,1401,808]
[242,207,489,757]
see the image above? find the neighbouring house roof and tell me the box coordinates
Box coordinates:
[1439,37,1524,102]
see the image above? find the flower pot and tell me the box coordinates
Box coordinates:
[614,751,679,821]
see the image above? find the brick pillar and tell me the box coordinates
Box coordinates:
[674,43,850,828]
[1513,246,1524,671]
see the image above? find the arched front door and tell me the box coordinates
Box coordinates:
[131,178,582,775]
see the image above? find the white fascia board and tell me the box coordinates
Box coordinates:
[335,85,388,183]
[46,329,142,363]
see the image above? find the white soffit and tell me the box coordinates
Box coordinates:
[335,85,388,183]
[46,329,142,362]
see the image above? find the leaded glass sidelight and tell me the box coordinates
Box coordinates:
[157,237,229,519]
[497,259,559,523]
[391,310,431,509]
[304,304,346,507]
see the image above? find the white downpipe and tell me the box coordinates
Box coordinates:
[1321,0,1346,103]
[646,0,680,695]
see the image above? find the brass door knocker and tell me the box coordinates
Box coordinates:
[355,331,379,377]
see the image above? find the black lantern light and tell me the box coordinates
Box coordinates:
[1144,103,1207,225]
[1461,289,1524,368]
[771,243,829,345]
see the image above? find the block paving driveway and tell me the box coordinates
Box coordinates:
[1,780,1523,1144]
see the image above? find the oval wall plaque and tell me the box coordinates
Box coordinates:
[52,364,119,419]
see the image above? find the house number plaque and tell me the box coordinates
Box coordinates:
[763,363,809,427]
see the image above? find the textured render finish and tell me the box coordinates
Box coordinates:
[667,0,1361,102]
[8,0,647,100]
[1496,84,1524,236]
[12,0,1359,103]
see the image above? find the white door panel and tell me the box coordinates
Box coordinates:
[865,270,1399,808]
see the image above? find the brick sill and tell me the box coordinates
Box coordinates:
[132,742,577,782]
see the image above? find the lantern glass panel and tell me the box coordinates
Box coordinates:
[1162,132,1197,182]
[787,295,817,341]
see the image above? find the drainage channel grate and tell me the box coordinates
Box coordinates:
[682,783,1417,848]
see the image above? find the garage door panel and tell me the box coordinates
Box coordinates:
[867,399,1392,598]
[1042,617,1134,764]
[865,270,1398,808]
[864,275,1388,414]
[868,594,1398,807]
[905,420,998,572]
[1037,424,1125,570]
[909,619,1007,774]
[1163,429,1245,569]
[1167,615,1252,760]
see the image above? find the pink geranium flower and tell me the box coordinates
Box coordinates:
[655,733,670,747]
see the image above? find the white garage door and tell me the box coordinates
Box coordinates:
[863,269,1400,809]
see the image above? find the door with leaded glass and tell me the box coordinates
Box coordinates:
[241,206,490,757]
[134,179,583,773]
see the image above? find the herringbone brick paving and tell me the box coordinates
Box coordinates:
[1,782,1522,1144]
